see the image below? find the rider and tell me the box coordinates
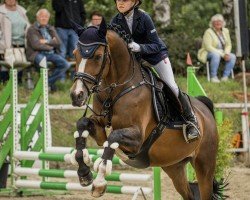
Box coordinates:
[111,0,200,143]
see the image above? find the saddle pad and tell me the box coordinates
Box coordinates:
[141,66,184,129]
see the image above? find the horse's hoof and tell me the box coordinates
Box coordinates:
[78,171,93,187]
[91,184,107,198]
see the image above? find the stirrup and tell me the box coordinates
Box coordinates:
[183,121,200,143]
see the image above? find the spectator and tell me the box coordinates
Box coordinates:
[52,0,86,60]
[26,8,70,92]
[0,0,30,83]
[198,14,236,83]
[89,11,103,27]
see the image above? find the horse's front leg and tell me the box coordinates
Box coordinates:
[73,116,106,187]
[91,126,142,197]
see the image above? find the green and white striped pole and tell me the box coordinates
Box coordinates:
[14,151,126,166]
[15,180,152,195]
[14,167,152,182]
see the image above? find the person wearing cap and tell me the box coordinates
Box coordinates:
[111,0,200,143]
[198,14,236,83]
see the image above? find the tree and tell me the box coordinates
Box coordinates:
[160,0,222,74]
[222,0,234,27]
[153,0,171,28]
[19,0,52,23]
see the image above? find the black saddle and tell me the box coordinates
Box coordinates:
[142,65,185,129]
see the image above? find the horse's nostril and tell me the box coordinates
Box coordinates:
[78,91,84,100]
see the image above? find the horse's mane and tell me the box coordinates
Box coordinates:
[107,24,132,44]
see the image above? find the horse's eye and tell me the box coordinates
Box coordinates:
[94,55,102,61]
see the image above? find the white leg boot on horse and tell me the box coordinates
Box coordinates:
[73,119,93,186]
[73,117,107,187]
[91,126,142,197]
[92,141,118,197]
[154,58,200,143]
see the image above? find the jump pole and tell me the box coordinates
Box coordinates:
[15,180,152,195]
[13,151,126,165]
[14,167,152,182]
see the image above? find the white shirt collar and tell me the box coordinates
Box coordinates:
[125,10,134,33]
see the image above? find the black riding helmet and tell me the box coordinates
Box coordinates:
[114,0,142,16]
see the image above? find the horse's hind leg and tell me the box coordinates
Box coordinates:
[74,116,106,187]
[192,147,217,199]
[162,161,194,200]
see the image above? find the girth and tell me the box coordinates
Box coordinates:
[125,115,168,168]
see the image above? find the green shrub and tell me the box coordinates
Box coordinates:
[215,120,234,180]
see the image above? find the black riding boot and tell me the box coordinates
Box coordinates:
[178,91,200,143]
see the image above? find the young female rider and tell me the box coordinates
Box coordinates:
[111,0,200,142]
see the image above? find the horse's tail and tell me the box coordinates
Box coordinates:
[196,96,215,117]
[189,178,229,199]
[212,178,229,199]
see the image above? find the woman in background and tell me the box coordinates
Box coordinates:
[0,0,29,83]
[198,14,236,83]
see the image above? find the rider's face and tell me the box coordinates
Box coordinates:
[116,0,135,14]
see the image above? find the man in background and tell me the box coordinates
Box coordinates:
[26,9,70,92]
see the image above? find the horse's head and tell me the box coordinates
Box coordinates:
[70,19,110,107]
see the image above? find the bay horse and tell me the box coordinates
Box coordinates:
[70,19,222,199]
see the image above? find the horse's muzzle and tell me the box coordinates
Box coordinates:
[70,91,87,107]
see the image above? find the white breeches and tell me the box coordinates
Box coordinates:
[154,57,179,97]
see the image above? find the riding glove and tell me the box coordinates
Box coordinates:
[128,42,141,52]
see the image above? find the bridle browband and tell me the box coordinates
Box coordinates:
[74,45,109,94]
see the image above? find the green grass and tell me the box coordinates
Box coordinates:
[176,75,243,103]
[176,75,245,134]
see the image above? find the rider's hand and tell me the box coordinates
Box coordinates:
[128,42,141,52]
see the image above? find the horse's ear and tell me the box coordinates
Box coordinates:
[70,19,86,37]
[98,18,107,38]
